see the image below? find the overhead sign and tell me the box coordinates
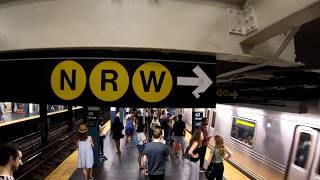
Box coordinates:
[0,49,215,107]
[192,111,203,133]
[216,87,239,103]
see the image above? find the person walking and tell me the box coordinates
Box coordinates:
[136,124,147,170]
[0,143,22,180]
[77,124,94,180]
[172,114,186,158]
[125,114,135,147]
[143,128,170,180]
[199,117,212,172]
[207,135,232,180]
[111,116,124,153]
[99,120,108,160]
[188,129,204,180]
[160,109,170,145]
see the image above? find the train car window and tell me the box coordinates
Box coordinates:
[294,132,311,168]
[210,111,216,128]
[230,117,255,146]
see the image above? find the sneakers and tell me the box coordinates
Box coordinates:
[199,167,205,173]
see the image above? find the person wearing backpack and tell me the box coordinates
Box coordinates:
[206,135,232,180]
[135,124,147,170]
[188,129,204,180]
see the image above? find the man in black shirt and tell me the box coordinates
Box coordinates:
[172,114,186,159]
[143,128,170,180]
[0,144,22,180]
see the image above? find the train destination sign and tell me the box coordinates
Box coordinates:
[0,49,216,107]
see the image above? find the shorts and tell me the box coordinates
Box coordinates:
[125,128,134,135]
[174,136,185,146]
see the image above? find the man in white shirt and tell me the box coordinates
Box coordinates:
[0,144,22,180]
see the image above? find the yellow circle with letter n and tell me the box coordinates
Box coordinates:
[89,61,129,102]
[51,60,86,100]
[132,62,172,102]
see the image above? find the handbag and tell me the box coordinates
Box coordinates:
[205,149,216,179]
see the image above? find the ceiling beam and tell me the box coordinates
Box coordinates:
[241,0,320,49]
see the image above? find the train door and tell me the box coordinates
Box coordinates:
[309,130,320,180]
[286,126,319,180]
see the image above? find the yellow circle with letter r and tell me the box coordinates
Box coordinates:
[89,61,129,102]
[51,60,86,100]
[132,62,172,102]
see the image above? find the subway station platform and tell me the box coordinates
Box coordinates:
[46,122,249,180]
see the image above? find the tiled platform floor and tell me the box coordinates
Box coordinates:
[69,133,209,180]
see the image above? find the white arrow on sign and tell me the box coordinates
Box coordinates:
[177,65,213,99]
[229,90,238,99]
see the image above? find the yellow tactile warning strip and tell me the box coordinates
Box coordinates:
[185,131,250,180]
[45,120,111,180]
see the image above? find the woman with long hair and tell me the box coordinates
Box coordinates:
[136,124,147,169]
[77,124,94,180]
[188,129,204,180]
[111,116,124,153]
[207,135,232,180]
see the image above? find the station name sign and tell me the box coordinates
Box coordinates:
[0,49,216,107]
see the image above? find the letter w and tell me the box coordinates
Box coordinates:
[140,71,166,92]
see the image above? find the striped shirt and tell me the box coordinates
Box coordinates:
[0,176,15,180]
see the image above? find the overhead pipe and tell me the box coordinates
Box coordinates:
[217,27,300,79]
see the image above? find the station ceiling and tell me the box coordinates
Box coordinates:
[217,17,320,103]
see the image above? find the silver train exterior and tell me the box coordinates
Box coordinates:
[178,102,320,180]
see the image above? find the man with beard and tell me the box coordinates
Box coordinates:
[0,144,22,180]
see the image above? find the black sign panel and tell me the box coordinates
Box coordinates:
[216,86,239,103]
[0,48,215,107]
[192,112,203,133]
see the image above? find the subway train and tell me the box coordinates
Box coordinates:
[178,102,320,180]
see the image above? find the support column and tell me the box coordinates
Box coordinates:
[87,106,101,167]
[40,103,48,145]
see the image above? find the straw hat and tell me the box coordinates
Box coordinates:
[78,124,88,133]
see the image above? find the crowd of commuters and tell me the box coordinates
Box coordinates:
[0,108,232,180]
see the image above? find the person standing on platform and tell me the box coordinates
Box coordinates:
[136,124,147,170]
[199,117,211,172]
[207,135,232,180]
[172,114,186,159]
[77,124,94,180]
[0,144,22,180]
[125,114,135,147]
[99,120,108,161]
[160,109,170,145]
[143,128,170,180]
[188,129,204,180]
[111,116,124,153]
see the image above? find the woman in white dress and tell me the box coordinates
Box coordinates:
[77,124,94,180]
